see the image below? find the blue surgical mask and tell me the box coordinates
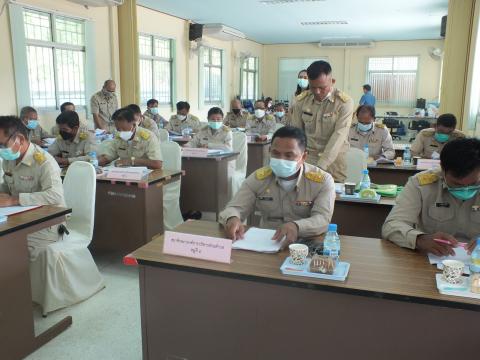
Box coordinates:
[447,185,480,201]
[26,120,38,130]
[270,157,299,178]
[208,121,223,130]
[297,78,308,89]
[357,123,373,132]
[0,139,20,161]
[434,133,450,143]
[275,111,285,118]
[150,107,159,115]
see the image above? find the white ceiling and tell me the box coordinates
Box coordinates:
[138,0,448,44]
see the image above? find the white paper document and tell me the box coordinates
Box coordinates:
[0,205,41,217]
[428,247,471,273]
[232,227,283,253]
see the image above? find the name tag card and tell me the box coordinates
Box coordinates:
[181,147,209,158]
[163,231,232,264]
[417,159,441,170]
[106,167,147,181]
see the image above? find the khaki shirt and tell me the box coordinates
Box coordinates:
[411,128,465,159]
[101,127,163,162]
[165,114,201,134]
[185,125,233,151]
[48,126,97,164]
[139,117,161,140]
[219,163,336,238]
[291,89,354,182]
[348,123,395,159]
[274,114,290,126]
[143,109,169,129]
[0,143,65,207]
[27,126,50,143]
[90,90,119,131]
[246,114,276,136]
[382,169,480,249]
[224,111,248,128]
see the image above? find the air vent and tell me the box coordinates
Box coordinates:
[318,41,375,48]
[260,0,326,4]
[301,20,348,26]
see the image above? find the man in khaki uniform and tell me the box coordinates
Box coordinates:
[48,111,97,166]
[126,104,161,140]
[291,61,354,182]
[91,80,119,133]
[144,98,169,129]
[185,107,233,151]
[166,101,201,134]
[246,100,276,140]
[98,108,163,169]
[19,106,51,145]
[0,116,65,260]
[219,126,335,244]
[349,105,395,160]
[273,103,290,126]
[224,99,248,128]
[382,138,480,256]
[411,113,465,159]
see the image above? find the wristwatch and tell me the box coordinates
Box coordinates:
[131,156,135,166]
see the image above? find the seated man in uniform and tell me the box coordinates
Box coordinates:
[52,102,76,136]
[143,98,168,129]
[166,101,201,134]
[348,105,394,160]
[273,103,290,125]
[126,104,161,140]
[185,107,233,151]
[219,126,335,245]
[0,116,65,260]
[19,106,51,146]
[382,138,480,256]
[246,100,276,141]
[98,108,163,170]
[48,111,97,166]
[411,113,465,159]
[224,99,248,128]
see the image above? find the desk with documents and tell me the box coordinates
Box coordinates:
[368,163,422,185]
[132,220,479,360]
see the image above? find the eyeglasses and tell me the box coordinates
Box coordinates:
[0,132,17,149]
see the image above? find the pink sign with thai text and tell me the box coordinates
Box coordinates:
[163,231,232,264]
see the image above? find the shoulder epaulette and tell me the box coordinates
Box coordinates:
[256,166,272,180]
[453,130,466,139]
[422,128,435,137]
[336,91,351,103]
[222,125,231,131]
[305,171,325,183]
[56,134,63,140]
[265,114,275,121]
[79,131,88,140]
[375,123,386,129]
[138,129,150,140]
[416,172,439,186]
[33,151,46,165]
[295,90,311,101]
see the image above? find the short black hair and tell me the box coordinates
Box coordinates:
[147,99,158,107]
[0,115,28,139]
[271,126,307,151]
[275,102,286,109]
[265,97,273,103]
[255,99,265,107]
[208,107,224,118]
[363,84,371,92]
[307,60,332,80]
[126,104,142,115]
[56,111,80,128]
[176,101,190,111]
[441,138,480,178]
[60,102,75,112]
[103,79,115,87]
[112,108,135,123]
[19,106,37,121]
[356,104,376,118]
[437,113,457,128]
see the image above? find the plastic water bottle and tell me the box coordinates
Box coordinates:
[403,146,412,166]
[471,238,480,271]
[88,151,99,169]
[323,224,340,263]
[363,144,369,161]
[359,169,371,190]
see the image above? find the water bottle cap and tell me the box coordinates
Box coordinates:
[328,224,337,232]
[89,151,96,156]
[363,169,369,174]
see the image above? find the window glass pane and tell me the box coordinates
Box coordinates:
[211,49,221,66]
[248,57,255,70]
[154,38,170,59]
[210,67,222,102]
[241,72,247,99]
[140,59,153,104]
[153,60,171,104]
[204,66,211,102]
[203,49,210,65]
[55,16,84,46]
[139,35,152,56]
[393,56,418,71]
[368,57,393,71]
[26,45,56,108]
[55,48,86,105]
[24,10,51,42]
[248,72,255,100]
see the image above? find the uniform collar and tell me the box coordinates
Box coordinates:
[19,143,37,167]
[274,164,305,192]
[355,125,375,135]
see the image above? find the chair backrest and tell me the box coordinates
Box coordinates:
[158,128,169,142]
[345,148,367,185]
[160,141,182,171]
[232,132,248,174]
[63,161,96,239]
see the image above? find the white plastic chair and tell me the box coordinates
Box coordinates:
[30,161,104,315]
[230,132,248,198]
[345,147,367,185]
[158,128,169,142]
[160,141,184,230]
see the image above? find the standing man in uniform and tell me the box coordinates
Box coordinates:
[48,110,97,166]
[90,80,119,133]
[411,113,465,159]
[224,99,248,128]
[219,126,335,245]
[291,60,354,182]
[382,138,480,255]
[246,100,276,141]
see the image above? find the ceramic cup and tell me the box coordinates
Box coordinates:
[289,243,309,265]
[442,260,464,284]
[344,182,356,195]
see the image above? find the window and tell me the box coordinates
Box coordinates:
[240,57,258,100]
[23,9,86,108]
[366,56,419,107]
[138,34,173,105]
[202,47,223,105]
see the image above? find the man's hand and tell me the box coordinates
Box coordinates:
[416,232,458,256]
[257,135,268,142]
[224,217,245,241]
[201,144,209,148]
[272,222,299,248]
[467,238,478,254]
[115,159,130,167]
[55,156,69,166]
[0,193,19,207]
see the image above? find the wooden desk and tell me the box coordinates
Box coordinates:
[91,169,181,253]
[246,140,271,176]
[171,137,190,146]
[133,220,479,360]
[0,206,72,360]
[368,164,421,185]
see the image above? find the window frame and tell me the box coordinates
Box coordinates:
[202,46,224,106]
[240,56,258,101]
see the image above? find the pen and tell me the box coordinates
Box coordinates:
[433,238,467,248]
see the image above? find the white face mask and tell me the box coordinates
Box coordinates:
[177,114,187,121]
[119,130,133,141]
[278,178,297,192]
[255,109,266,119]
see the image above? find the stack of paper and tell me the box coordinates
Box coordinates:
[0,205,41,217]
[232,227,283,253]
[428,247,471,274]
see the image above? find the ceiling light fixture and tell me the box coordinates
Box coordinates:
[260,0,326,5]
[301,20,348,25]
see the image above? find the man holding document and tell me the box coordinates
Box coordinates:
[219,126,335,246]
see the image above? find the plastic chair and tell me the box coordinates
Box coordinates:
[230,132,248,198]
[158,128,169,142]
[345,148,367,185]
[160,141,184,230]
[30,161,104,315]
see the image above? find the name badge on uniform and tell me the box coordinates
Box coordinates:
[323,112,333,118]
[20,175,34,181]
[430,144,438,148]
[296,201,313,206]
[203,137,209,141]
[4,172,12,177]
[472,205,480,212]
[119,147,127,151]
[302,111,313,116]
[257,196,274,201]
[436,202,450,208]
[350,138,359,142]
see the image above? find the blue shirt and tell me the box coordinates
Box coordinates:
[360,91,376,106]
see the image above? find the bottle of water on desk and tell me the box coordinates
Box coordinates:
[363,144,369,161]
[471,238,480,270]
[323,224,340,263]
[403,146,412,166]
[359,169,371,190]
[88,151,98,169]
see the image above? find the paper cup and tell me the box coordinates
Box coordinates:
[289,243,309,265]
[344,182,356,195]
[442,260,464,284]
